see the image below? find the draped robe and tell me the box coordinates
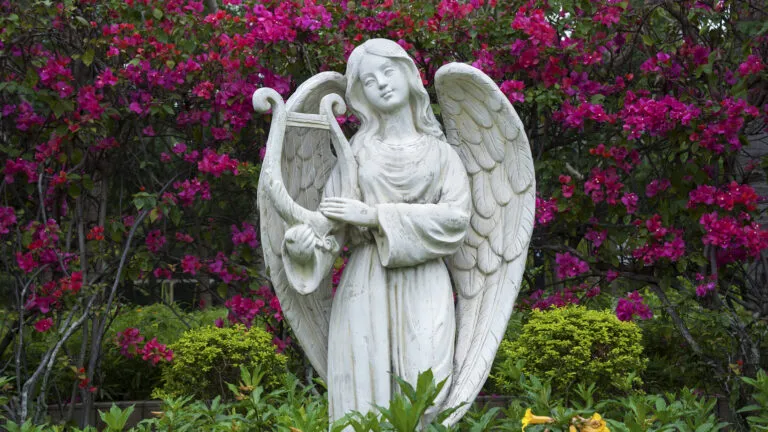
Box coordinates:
[286,134,471,424]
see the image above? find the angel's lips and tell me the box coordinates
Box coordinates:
[381,90,393,99]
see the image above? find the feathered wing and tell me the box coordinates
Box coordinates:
[435,63,535,423]
[257,72,346,381]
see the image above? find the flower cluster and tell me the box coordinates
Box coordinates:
[197,149,240,177]
[555,252,590,279]
[694,273,717,297]
[688,182,760,211]
[535,196,558,226]
[115,328,173,365]
[231,222,258,248]
[584,167,623,204]
[616,291,652,321]
[699,212,768,261]
[632,215,686,265]
[224,286,283,329]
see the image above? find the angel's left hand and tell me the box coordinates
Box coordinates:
[319,197,378,228]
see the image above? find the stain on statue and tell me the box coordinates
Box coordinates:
[253,38,535,428]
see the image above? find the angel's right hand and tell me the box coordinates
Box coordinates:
[284,224,317,263]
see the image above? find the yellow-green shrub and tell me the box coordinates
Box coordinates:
[493,306,646,396]
[152,325,286,400]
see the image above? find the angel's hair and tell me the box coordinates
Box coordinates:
[345,39,444,146]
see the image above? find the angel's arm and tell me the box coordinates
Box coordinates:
[372,144,471,268]
[281,164,346,294]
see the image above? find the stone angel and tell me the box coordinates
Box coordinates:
[252,38,535,427]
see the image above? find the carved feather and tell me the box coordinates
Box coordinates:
[490,165,512,205]
[471,172,495,218]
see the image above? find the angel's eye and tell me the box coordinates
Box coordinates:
[384,68,395,77]
[364,79,376,87]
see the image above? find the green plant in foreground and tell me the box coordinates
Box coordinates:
[739,369,768,430]
[99,405,135,432]
[494,306,647,399]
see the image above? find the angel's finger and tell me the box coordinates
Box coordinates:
[322,211,346,221]
[320,209,343,217]
[300,235,315,250]
[322,197,353,205]
[319,204,346,212]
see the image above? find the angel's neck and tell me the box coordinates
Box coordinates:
[378,105,419,144]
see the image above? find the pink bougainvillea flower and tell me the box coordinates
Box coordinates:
[0,207,17,235]
[140,337,173,365]
[146,229,166,253]
[34,317,53,333]
[555,252,589,279]
[231,222,258,248]
[616,291,652,321]
[535,196,558,226]
[181,255,202,275]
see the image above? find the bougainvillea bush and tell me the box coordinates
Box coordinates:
[0,0,766,427]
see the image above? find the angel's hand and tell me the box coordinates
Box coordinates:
[319,197,378,228]
[284,224,317,263]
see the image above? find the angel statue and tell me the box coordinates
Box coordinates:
[252,38,535,428]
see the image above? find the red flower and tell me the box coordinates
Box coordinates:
[34,317,53,333]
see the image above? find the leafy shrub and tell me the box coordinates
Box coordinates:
[739,369,768,430]
[99,304,227,401]
[152,324,286,400]
[493,306,646,397]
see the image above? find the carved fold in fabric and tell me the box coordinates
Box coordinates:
[281,225,339,295]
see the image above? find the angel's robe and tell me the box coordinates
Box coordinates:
[313,134,471,423]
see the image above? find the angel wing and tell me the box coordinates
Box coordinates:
[256,72,346,381]
[435,63,535,423]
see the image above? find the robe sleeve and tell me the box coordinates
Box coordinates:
[281,163,346,295]
[373,144,471,268]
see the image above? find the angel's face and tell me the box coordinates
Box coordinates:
[358,54,410,114]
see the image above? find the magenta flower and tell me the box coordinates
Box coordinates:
[555,252,589,279]
[116,327,144,357]
[737,55,764,76]
[34,317,53,333]
[621,192,639,214]
[231,222,259,248]
[145,230,166,254]
[616,291,652,321]
[535,196,558,226]
[16,252,38,273]
[198,149,239,177]
[140,338,173,365]
[181,255,202,275]
[0,207,17,235]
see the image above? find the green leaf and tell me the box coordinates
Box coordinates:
[82,48,95,67]
[68,184,82,198]
[71,148,84,164]
[82,176,95,191]
[170,207,181,225]
[149,207,161,223]
[153,8,163,19]
[23,68,39,89]
[641,34,654,46]
[75,16,89,27]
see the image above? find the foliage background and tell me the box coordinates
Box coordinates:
[0,0,766,429]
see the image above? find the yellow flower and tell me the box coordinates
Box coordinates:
[581,413,609,432]
[522,408,555,431]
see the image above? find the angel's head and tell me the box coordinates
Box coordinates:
[345,39,443,142]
